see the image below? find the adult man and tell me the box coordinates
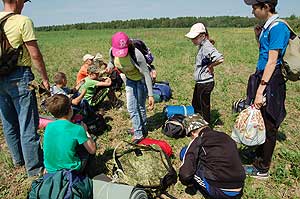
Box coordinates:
[0,0,49,176]
[243,0,290,179]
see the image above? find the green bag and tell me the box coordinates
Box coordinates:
[28,170,93,199]
[111,142,177,192]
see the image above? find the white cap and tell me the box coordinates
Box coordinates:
[185,23,207,39]
[82,54,94,62]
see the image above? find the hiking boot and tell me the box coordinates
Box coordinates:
[243,165,269,179]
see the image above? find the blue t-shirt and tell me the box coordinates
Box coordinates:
[257,15,290,71]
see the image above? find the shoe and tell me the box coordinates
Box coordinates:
[243,165,269,179]
[132,137,144,144]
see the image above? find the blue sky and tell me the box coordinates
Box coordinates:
[1,0,299,27]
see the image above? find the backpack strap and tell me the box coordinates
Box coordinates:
[0,13,16,25]
[274,19,297,39]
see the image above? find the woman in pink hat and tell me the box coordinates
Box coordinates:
[185,23,224,124]
[107,32,154,143]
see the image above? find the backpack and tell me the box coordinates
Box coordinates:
[163,105,195,119]
[112,142,177,193]
[162,114,186,139]
[129,39,154,65]
[28,170,93,199]
[138,137,173,157]
[0,13,23,76]
[269,19,300,81]
[152,81,172,103]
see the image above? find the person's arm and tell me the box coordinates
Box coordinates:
[134,49,154,110]
[71,89,86,105]
[107,48,115,72]
[80,122,96,154]
[96,77,112,87]
[24,40,50,90]
[208,58,224,74]
[254,50,278,109]
[179,137,201,186]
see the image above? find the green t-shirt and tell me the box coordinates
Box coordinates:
[114,56,142,81]
[43,119,88,173]
[79,77,99,104]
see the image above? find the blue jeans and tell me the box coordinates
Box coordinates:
[125,78,147,139]
[0,67,43,176]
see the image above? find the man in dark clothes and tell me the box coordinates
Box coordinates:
[179,114,246,199]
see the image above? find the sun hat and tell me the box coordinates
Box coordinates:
[87,65,101,74]
[111,32,129,57]
[82,54,95,62]
[183,114,209,136]
[94,53,104,62]
[185,23,207,39]
[244,0,277,6]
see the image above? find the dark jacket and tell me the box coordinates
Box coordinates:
[179,127,245,189]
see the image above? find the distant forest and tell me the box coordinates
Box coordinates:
[36,15,300,32]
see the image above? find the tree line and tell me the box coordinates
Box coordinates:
[36,15,300,32]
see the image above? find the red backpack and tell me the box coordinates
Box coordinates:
[139,138,173,157]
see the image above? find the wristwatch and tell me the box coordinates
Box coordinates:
[260,80,269,85]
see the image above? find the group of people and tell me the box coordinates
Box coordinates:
[0,0,291,198]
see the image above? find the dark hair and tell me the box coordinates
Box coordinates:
[53,72,66,85]
[201,26,216,45]
[255,2,276,13]
[46,94,71,118]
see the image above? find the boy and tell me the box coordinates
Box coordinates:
[76,54,95,84]
[43,94,96,173]
[179,114,245,199]
[79,65,112,107]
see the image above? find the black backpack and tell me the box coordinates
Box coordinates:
[162,114,186,139]
[0,13,23,76]
[129,39,154,65]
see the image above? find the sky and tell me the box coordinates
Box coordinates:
[1,0,299,27]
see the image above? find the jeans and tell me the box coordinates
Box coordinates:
[126,78,147,139]
[0,67,43,176]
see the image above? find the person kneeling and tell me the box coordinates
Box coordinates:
[43,94,96,174]
[179,114,245,199]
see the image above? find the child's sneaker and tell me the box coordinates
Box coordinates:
[243,165,269,179]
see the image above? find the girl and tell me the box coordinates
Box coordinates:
[185,23,224,124]
[107,32,154,143]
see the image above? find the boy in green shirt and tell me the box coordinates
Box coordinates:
[43,94,96,173]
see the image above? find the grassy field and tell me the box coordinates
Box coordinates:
[0,27,299,198]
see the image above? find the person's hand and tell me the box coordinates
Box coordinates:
[148,96,154,111]
[42,79,50,91]
[150,70,157,82]
[254,92,264,109]
[207,65,214,75]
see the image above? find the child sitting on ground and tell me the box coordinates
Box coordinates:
[179,114,245,199]
[43,94,96,174]
[79,65,113,108]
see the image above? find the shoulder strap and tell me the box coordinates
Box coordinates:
[0,13,16,26]
[272,19,297,39]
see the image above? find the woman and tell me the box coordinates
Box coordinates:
[243,0,290,179]
[107,32,154,143]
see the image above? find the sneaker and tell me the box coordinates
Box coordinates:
[243,165,269,179]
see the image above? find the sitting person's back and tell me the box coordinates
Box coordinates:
[43,94,96,173]
[76,54,94,84]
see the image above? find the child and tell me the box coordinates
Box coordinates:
[107,32,154,143]
[43,94,96,173]
[76,54,95,84]
[79,65,112,108]
[185,23,224,124]
[179,114,245,199]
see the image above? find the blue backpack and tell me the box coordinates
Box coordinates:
[152,81,172,102]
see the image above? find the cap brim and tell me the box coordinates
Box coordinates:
[185,31,200,39]
[112,47,128,57]
[244,0,259,5]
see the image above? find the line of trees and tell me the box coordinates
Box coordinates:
[36,15,300,32]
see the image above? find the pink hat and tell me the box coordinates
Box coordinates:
[111,32,129,57]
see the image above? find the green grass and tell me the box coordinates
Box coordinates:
[0,27,300,198]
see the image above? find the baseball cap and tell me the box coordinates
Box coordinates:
[94,53,104,62]
[87,65,101,74]
[185,23,207,39]
[82,54,94,62]
[24,0,31,3]
[244,0,277,6]
[183,114,209,136]
[111,32,129,57]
